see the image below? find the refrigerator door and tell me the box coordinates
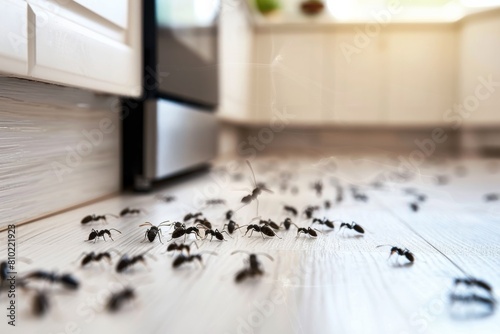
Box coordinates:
[143,98,218,184]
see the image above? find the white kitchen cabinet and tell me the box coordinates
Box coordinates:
[385,27,457,125]
[0,0,28,76]
[325,28,385,125]
[0,0,141,97]
[459,12,500,126]
[251,31,325,123]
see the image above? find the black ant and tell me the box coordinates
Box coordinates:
[184,212,203,222]
[453,277,493,294]
[312,217,335,229]
[335,185,343,203]
[23,271,79,290]
[139,221,171,243]
[169,225,202,241]
[351,187,368,202]
[194,218,212,229]
[324,200,331,209]
[240,160,273,214]
[259,219,280,230]
[32,290,50,316]
[86,228,122,242]
[280,218,294,230]
[377,245,415,263]
[204,228,231,241]
[172,252,217,268]
[231,250,274,283]
[485,193,499,202]
[297,227,320,238]
[116,252,150,273]
[449,293,496,309]
[312,181,323,196]
[237,224,281,239]
[206,199,226,206]
[81,213,118,224]
[79,251,113,267]
[339,221,365,235]
[107,287,135,312]
[283,205,298,217]
[166,242,198,255]
[120,207,146,217]
[225,210,234,220]
[157,195,176,202]
[304,206,320,219]
[410,202,419,212]
[223,220,239,234]
[1,261,7,282]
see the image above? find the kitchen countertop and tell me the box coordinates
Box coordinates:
[1,154,499,334]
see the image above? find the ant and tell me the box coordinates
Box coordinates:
[283,205,298,217]
[280,218,294,230]
[79,251,113,267]
[184,212,203,222]
[166,242,198,256]
[204,229,231,241]
[206,199,226,206]
[485,193,499,202]
[453,277,493,294]
[169,225,202,241]
[339,221,365,235]
[107,287,135,312]
[238,224,281,239]
[120,207,146,217]
[304,206,320,219]
[449,293,496,309]
[86,228,122,242]
[172,252,217,268]
[410,202,419,212]
[335,185,343,203]
[225,210,234,220]
[324,200,331,209]
[139,221,171,243]
[351,188,368,202]
[116,252,150,273]
[81,213,118,224]
[194,218,212,229]
[297,227,321,238]
[32,290,50,316]
[157,195,176,203]
[240,160,273,214]
[231,250,274,283]
[312,217,335,229]
[312,181,323,196]
[23,271,79,290]
[377,245,415,263]
[223,220,240,234]
[259,219,280,230]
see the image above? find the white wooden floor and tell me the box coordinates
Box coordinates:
[1,154,500,334]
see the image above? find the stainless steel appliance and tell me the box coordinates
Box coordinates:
[123,0,219,190]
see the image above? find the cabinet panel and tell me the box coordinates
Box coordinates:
[325,29,385,124]
[459,15,500,126]
[252,31,325,122]
[386,28,456,125]
[73,0,129,29]
[0,0,28,76]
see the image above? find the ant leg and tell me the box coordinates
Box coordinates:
[157,232,164,244]
[142,231,149,243]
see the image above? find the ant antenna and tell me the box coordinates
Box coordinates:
[246,160,257,187]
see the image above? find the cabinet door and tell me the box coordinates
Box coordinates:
[459,16,500,125]
[386,28,456,125]
[0,0,28,76]
[251,31,325,123]
[325,28,385,125]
